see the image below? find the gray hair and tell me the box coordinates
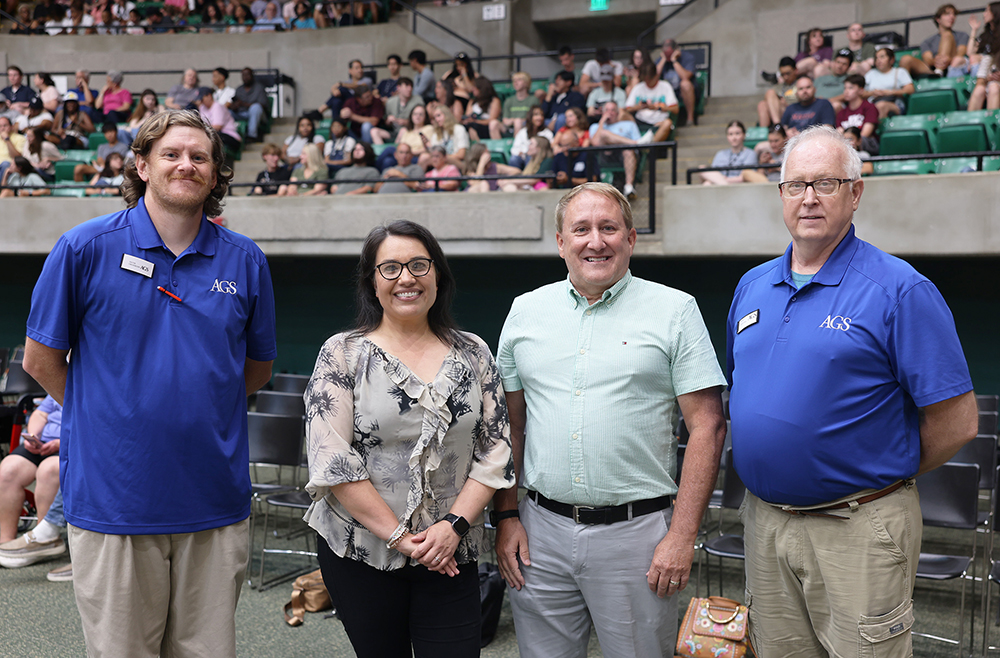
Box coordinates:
[107,70,124,85]
[554,182,634,232]
[780,125,862,183]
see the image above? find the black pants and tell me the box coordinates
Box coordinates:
[317,537,481,658]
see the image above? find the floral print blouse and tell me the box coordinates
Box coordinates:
[303,331,515,570]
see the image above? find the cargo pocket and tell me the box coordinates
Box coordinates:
[745,589,761,653]
[858,599,913,658]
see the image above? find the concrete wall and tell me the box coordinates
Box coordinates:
[6,171,999,257]
[0,23,450,114]
[676,0,984,97]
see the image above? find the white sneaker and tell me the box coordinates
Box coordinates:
[623,184,636,200]
[0,531,66,568]
[637,130,654,145]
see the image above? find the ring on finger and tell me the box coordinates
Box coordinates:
[433,555,442,563]
[669,580,680,586]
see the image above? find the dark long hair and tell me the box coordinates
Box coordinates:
[352,220,463,346]
[981,3,1000,56]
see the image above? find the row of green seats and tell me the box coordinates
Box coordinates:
[879,109,1000,155]
[872,155,1000,176]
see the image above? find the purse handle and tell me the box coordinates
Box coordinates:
[705,596,742,625]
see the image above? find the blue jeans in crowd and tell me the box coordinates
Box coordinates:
[233,103,266,139]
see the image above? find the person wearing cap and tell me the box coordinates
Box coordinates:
[94,71,133,123]
[585,68,627,123]
[14,98,54,134]
[813,49,853,112]
[52,91,95,150]
[579,48,624,96]
[656,39,700,126]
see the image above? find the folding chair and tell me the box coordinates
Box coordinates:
[914,462,981,657]
[701,447,746,597]
[246,411,305,589]
[271,373,310,394]
[255,390,306,417]
[257,490,316,592]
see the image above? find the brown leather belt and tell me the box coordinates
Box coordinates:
[781,480,907,519]
[527,490,672,525]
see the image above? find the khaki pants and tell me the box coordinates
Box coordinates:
[68,518,249,658]
[741,483,920,658]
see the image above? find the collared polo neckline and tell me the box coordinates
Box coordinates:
[566,269,633,308]
[130,196,217,257]
[771,224,860,289]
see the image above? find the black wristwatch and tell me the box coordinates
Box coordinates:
[442,513,470,537]
[489,509,520,526]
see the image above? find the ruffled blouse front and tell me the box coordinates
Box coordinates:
[303,332,514,570]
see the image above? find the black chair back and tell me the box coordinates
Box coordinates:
[248,412,304,467]
[979,411,999,437]
[271,373,310,394]
[951,435,997,491]
[978,394,999,413]
[256,391,305,417]
[917,462,980,530]
[1,361,44,396]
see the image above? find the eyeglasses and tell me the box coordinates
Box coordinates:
[375,258,433,280]
[778,178,854,197]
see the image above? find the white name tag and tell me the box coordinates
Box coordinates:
[121,254,154,278]
[737,309,759,334]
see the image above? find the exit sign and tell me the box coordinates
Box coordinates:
[590,0,609,10]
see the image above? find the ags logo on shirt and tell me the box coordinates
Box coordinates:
[210,279,238,294]
[819,314,851,331]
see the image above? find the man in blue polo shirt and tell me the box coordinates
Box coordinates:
[726,125,978,658]
[23,110,277,658]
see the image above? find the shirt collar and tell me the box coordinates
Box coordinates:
[566,269,633,308]
[129,196,217,257]
[771,224,858,288]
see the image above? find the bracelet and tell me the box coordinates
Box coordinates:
[386,523,409,550]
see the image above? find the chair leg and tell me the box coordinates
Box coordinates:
[258,501,272,589]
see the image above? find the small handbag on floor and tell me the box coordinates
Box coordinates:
[283,569,333,627]
[675,595,751,658]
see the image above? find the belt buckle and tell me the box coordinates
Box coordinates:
[572,505,596,524]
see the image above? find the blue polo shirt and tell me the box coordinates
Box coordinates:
[726,226,972,506]
[27,198,277,534]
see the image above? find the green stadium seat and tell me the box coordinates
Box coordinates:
[872,159,936,176]
[935,155,1000,173]
[317,118,332,134]
[894,47,922,61]
[530,80,547,95]
[87,132,109,148]
[914,76,971,106]
[63,149,96,162]
[744,126,769,149]
[493,82,514,102]
[879,114,940,154]
[907,89,959,115]
[52,182,88,198]
[985,156,1000,171]
[937,110,1000,152]
[372,143,392,156]
[54,160,86,183]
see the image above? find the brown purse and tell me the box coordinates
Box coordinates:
[283,569,333,626]
[676,596,750,658]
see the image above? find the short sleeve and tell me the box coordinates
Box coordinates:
[245,254,277,362]
[465,338,515,490]
[453,125,470,151]
[887,281,972,407]
[897,68,913,87]
[26,236,80,351]
[668,296,726,397]
[304,336,368,501]
[496,304,523,392]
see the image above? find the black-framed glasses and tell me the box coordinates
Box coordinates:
[375,258,434,280]
[778,178,855,197]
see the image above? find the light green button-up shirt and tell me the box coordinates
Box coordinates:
[497,271,726,507]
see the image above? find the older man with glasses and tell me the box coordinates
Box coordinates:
[726,125,978,657]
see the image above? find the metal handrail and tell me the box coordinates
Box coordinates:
[390,0,482,72]
[796,7,986,54]
[1,8,32,31]
[685,150,1000,184]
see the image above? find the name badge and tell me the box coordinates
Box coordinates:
[737,309,759,334]
[121,254,154,278]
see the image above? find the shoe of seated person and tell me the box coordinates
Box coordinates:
[637,130,654,145]
[0,532,66,568]
[623,183,637,201]
[761,70,778,85]
[47,562,73,582]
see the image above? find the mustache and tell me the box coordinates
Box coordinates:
[169,174,209,185]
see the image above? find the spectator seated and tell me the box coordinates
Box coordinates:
[758,57,799,128]
[251,142,291,195]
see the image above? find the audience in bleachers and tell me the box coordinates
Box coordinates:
[380,77,423,144]
[836,74,880,155]
[624,48,654,96]
[432,79,465,121]
[0,117,26,182]
[0,156,50,196]
[282,115,324,164]
[83,150,125,195]
[2,66,33,115]
[211,68,236,108]
[540,45,579,102]
[33,73,60,113]
[283,142,327,196]
[317,59,372,120]
[23,126,61,181]
[508,105,552,170]
[550,106,591,188]
[864,48,915,119]
[758,57,798,128]
[72,121,131,181]
[462,142,503,193]
[795,27,833,78]
[251,142,290,195]
[374,142,423,194]
[330,142,379,195]
[844,126,875,175]
[781,76,835,136]
[421,144,460,192]
[623,62,676,141]
[814,50,852,112]
[165,68,202,110]
[586,67,627,125]
[198,89,241,152]
[898,3,970,78]
[127,88,165,136]
[441,52,477,106]
[14,98,53,133]
[700,120,757,186]
[421,105,468,169]
[845,23,876,75]
[251,1,285,31]
[588,100,647,199]
[395,104,431,164]
[340,84,385,144]
[969,3,1000,111]
[656,39,699,126]
[462,77,501,140]
[52,92,95,149]
[579,48,623,97]
[744,124,786,183]
[500,72,534,137]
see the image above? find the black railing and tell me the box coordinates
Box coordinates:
[230,172,557,193]
[569,141,677,235]
[796,6,986,54]
[390,0,483,72]
[686,162,779,185]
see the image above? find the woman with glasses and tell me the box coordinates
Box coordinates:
[304,220,514,658]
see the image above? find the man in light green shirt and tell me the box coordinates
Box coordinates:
[493,182,728,658]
